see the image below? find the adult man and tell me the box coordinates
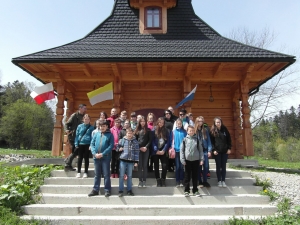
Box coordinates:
[168,106,178,121]
[64,104,87,171]
[107,108,119,128]
[88,120,114,197]
[130,112,138,130]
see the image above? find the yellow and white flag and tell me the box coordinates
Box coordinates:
[87,82,113,106]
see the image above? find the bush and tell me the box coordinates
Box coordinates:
[0,165,55,212]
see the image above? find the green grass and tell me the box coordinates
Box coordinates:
[246,156,300,170]
[0,148,61,158]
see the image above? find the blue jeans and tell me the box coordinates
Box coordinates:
[119,160,134,192]
[214,153,228,182]
[93,157,111,192]
[198,151,209,183]
[175,152,184,182]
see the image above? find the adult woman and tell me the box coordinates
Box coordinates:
[135,116,152,187]
[195,116,212,187]
[74,114,94,178]
[210,117,231,188]
[152,117,169,187]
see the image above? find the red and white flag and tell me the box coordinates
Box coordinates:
[30,83,55,104]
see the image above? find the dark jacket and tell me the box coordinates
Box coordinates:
[135,128,152,150]
[152,129,170,155]
[210,126,232,154]
[118,128,127,140]
[65,112,84,142]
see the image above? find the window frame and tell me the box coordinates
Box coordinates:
[144,6,162,30]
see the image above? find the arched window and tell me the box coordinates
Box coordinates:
[145,7,162,29]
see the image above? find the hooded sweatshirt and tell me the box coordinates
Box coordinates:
[74,123,94,147]
[180,134,203,165]
[110,125,123,150]
[170,128,187,152]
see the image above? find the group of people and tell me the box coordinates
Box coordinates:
[64,104,232,197]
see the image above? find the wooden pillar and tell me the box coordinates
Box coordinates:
[113,77,121,113]
[240,81,254,156]
[51,80,65,156]
[232,91,244,159]
[182,76,192,111]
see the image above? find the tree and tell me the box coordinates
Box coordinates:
[225,27,300,128]
[0,81,55,149]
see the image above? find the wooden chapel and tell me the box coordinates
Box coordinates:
[12,0,295,158]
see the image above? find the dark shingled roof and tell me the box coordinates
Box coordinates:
[12,0,295,63]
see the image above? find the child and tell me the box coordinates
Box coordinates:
[210,117,231,188]
[195,116,212,188]
[135,116,152,187]
[110,118,122,178]
[180,126,203,197]
[152,117,169,187]
[117,128,140,196]
[74,114,94,178]
[171,119,187,187]
[88,120,114,197]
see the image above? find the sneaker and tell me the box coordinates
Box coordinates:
[203,182,211,188]
[123,174,127,180]
[88,190,99,197]
[207,173,211,179]
[104,191,111,197]
[198,181,204,188]
[127,190,134,196]
[222,181,227,188]
[176,182,180,188]
[184,192,190,197]
[138,181,143,188]
[142,181,146,188]
[76,173,81,178]
[110,174,115,178]
[180,181,184,187]
[115,174,119,178]
[193,191,201,197]
[118,191,123,197]
[218,181,222,187]
[64,165,76,171]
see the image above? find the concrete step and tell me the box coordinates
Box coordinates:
[39,194,270,205]
[39,183,259,195]
[22,204,277,216]
[82,162,221,169]
[44,177,255,186]
[51,169,251,178]
[20,215,266,225]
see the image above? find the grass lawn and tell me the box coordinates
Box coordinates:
[247,156,300,170]
[0,148,61,158]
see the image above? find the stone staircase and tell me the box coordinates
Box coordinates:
[21,160,276,224]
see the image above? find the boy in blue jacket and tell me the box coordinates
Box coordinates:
[88,120,114,197]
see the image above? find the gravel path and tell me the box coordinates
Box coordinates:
[250,171,300,207]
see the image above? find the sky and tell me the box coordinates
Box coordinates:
[0,0,299,110]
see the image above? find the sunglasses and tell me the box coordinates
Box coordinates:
[179,114,184,116]
[165,112,170,115]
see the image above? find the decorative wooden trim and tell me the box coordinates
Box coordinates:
[51,79,65,156]
[185,62,194,77]
[239,80,254,156]
[80,63,93,77]
[213,63,225,77]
